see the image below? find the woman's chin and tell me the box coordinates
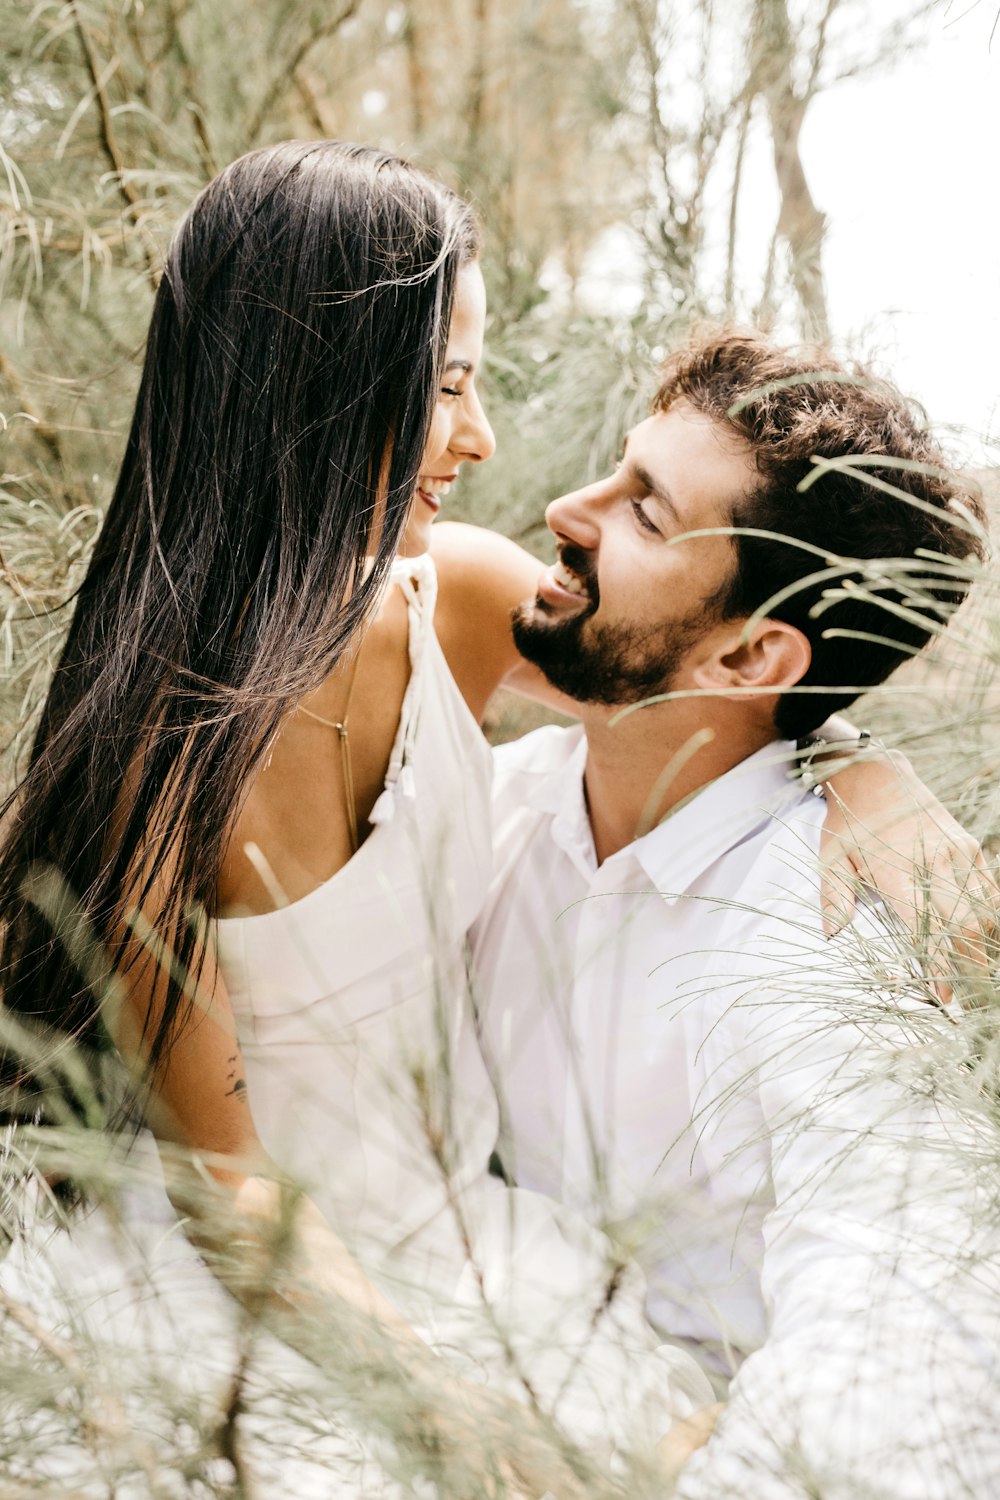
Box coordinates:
[397,520,434,559]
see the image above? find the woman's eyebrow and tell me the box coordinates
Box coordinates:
[444,358,473,374]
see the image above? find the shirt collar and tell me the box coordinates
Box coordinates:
[521,724,588,814]
[622,739,808,901]
[530,730,809,900]
[529,728,597,877]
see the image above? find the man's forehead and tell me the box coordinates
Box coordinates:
[622,407,755,514]
[623,403,747,451]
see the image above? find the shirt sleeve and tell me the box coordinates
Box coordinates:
[674,910,1000,1499]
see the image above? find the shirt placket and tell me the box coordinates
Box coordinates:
[560,850,642,1219]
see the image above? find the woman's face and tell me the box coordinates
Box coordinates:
[399,260,495,556]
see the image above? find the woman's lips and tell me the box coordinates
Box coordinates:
[415,475,456,515]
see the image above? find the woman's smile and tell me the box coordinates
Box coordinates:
[415,474,456,514]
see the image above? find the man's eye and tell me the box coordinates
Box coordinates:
[630,499,659,534]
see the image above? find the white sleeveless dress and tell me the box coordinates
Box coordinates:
[0,555,712,1492]
[215,554,498,1267]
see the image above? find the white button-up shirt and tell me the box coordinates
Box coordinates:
[472,725,1000,1497]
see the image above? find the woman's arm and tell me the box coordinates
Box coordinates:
[430,522,579,719]
[112,861,416,1333]
[805,716,996,979]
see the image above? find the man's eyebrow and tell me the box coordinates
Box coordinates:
[630,460,680,523]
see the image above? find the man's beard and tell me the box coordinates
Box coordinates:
[512,545,710,707]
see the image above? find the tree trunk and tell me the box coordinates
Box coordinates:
[403,5,431,136]
[752,0,831,341]
[465,0,490,160]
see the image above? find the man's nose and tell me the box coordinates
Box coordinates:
[545,485,601,550]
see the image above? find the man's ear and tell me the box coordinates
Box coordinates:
[692,617,811,701]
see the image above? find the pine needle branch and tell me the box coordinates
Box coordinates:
[69,0,161,290]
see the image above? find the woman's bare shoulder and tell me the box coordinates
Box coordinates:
[429,523,544,719]
[430,521,542,597]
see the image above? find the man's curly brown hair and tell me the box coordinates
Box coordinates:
[653,329,987,737]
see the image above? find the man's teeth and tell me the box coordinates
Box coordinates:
[553,559,586,596]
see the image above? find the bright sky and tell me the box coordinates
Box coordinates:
[576,3,1000,466]
[810,2,1000,464]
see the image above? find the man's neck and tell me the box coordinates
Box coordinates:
[581,702,777,865]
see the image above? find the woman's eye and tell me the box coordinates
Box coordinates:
[441,386,463,399]
[630,499,660,534]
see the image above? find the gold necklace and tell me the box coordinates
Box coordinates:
[296,647,363,854]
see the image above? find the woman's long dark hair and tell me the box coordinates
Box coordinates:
[0,140,479,1126]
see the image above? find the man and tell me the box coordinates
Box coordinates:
[471,331,1000,1496]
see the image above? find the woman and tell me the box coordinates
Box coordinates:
[0,141,984,1489]
[0,140,714,1495]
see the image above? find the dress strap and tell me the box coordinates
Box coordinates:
[370,555,437,816]
[392,551,438,627]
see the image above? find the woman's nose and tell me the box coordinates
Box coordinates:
[457,392,496,464]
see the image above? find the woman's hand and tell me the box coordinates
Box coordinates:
[817,748,998,986]
[657,1401,724,1478]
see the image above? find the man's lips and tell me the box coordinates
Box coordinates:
[536,556,595,612]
